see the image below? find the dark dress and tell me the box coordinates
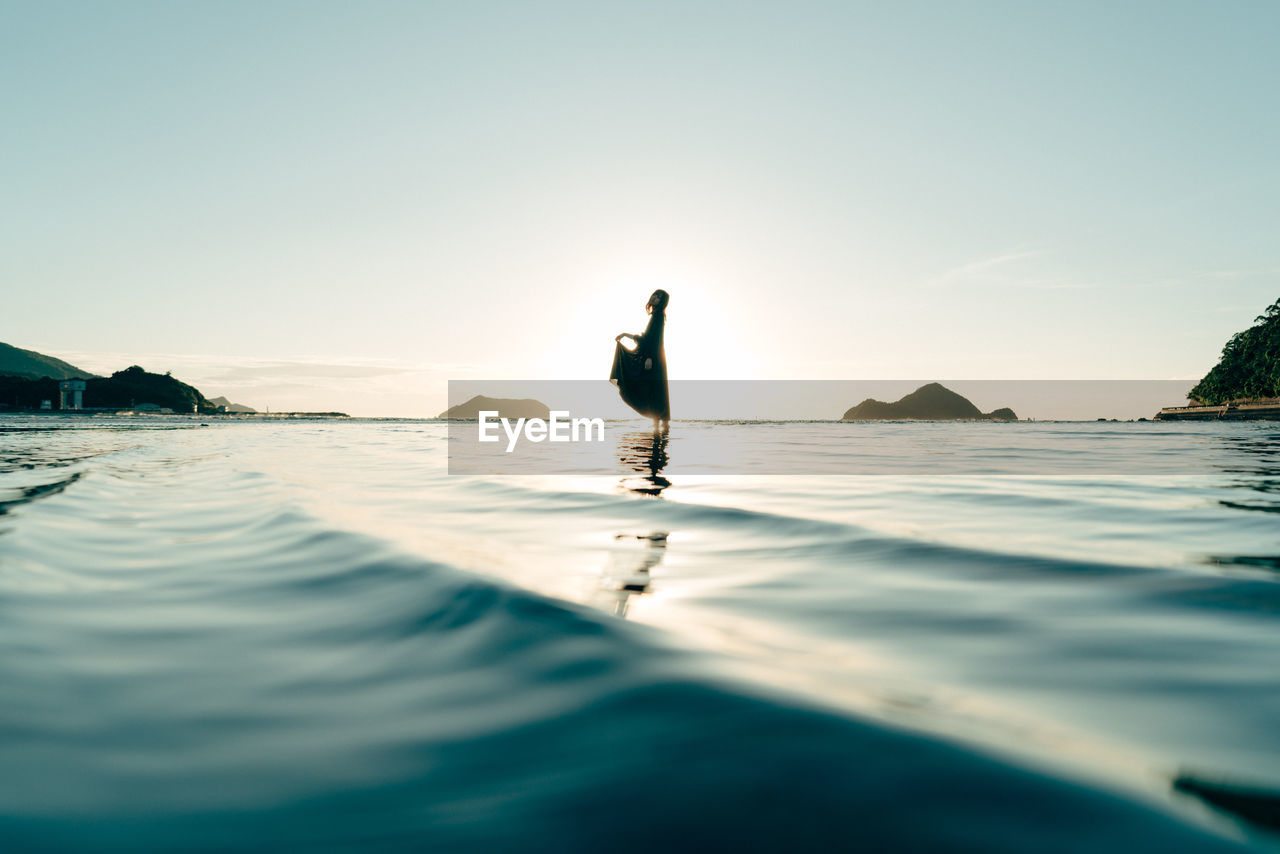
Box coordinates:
[610,309,669,422]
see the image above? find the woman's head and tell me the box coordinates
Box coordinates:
[646,289,669,313]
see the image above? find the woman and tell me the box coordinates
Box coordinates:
[610,289,670,430]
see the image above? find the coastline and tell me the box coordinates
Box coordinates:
[1156,401,1280,421]
[0,409,350,418]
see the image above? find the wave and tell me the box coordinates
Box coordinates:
[0,418,1274,850]
[0,535,1255,852]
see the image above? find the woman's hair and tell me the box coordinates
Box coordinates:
[647,289,670,311]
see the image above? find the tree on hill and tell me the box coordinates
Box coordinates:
[85,365,216,413]
[1189,298,1280,404]
[0,364,218,412]
[0,375,59,409]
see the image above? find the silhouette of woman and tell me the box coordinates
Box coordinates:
[610,289,670,430]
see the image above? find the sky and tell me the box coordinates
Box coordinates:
[2,1,1278,416]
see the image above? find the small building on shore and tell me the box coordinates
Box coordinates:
[59,380,86,410]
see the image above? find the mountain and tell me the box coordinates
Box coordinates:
[842,383,1018,421]
[439,395,550,420]
[1189,298,1280,404]
[207,395,257,414]
[0,342,95,380]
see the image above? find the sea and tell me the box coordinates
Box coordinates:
[1,415,1278,852]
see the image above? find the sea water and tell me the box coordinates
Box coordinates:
[1,416,1278,851]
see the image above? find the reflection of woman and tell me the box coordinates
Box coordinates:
[610,289,670,429]
[617,429,670,497]
[599,532,668,618]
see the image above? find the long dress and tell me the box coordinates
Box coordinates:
[610,309,669,422]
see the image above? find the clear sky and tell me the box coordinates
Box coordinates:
[2,1,1277,415]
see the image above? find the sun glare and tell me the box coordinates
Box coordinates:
[548,261,758,381]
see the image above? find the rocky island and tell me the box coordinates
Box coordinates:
[439,395,551,420]
[842,383,1017,421]
[207,396,257,414]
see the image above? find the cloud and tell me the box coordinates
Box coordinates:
[928,250,1039,288]
[1013,280,1098,290]
[925,250,1099,291]
[1191,267,1280,281]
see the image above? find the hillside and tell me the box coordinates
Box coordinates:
[0,365,217,413]
[88,366,216,413]
[0,342,94,380]
[1189,298,1280,404]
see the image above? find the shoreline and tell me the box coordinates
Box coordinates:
[1156,401,1280,421]
[0,410,350,419]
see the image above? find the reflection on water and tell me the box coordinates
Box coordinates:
[1204,554,1280,573]
[0,473,82,518]
[1175,775,1280,834]
[1214,430,1280,478]
[1219,477,1280,515]
[616,429,670,497]
[596,532,668,618]
[601,432,672,616]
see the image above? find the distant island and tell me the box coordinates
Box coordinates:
[207,396,257,414]
[0,341,344,417]
[439,395,550,420]
[843,383,1018,421]
[1157,298,1280,421]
